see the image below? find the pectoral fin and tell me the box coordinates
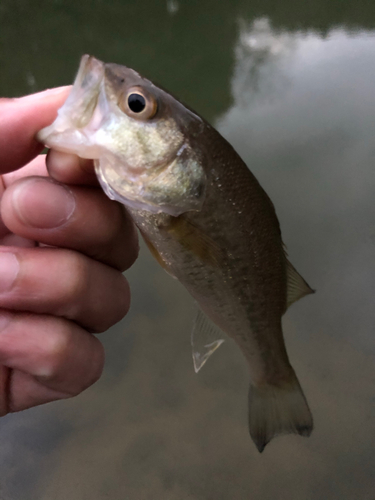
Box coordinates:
[191,308,226,373]
[166,216,224,268]
[140,231,176,277]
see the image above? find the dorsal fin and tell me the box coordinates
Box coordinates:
[285,259,314,310]
[191,308,226,373]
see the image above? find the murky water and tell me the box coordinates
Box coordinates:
[1,1,375,498]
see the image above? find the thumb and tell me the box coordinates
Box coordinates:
[0,87,71,174]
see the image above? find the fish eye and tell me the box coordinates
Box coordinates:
[128,93,146,113]
[119,87,158,120]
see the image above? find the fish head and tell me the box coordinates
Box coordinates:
[38,55,207,216]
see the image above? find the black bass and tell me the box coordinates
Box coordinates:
[38,55,314,452]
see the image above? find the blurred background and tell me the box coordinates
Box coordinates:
[1,0,375,498]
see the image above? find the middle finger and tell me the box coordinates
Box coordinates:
[0,246,130,332]
[1,176,139,271]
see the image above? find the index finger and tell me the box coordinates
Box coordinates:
[0,87,71,174]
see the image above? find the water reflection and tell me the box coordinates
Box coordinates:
[1,12,375,500]
[218,18,375,354]
[231,18,298,103]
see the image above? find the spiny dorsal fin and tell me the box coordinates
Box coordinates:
[285,259,314,310]
[191,308,226,373]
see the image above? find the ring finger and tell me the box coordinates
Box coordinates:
[0,310,104,413]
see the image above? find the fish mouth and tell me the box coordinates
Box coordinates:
[64,54,105,128]
[37,55,107,157]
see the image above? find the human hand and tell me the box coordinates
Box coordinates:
[0,88,138,414]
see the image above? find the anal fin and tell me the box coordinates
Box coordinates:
[191,308,226,373]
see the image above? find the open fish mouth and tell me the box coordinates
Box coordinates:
[37,55,108,158]
[62,55,104,127]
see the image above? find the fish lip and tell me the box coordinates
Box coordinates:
[64,54,106,128]
[76,55,104,87]
[37,55,107,154]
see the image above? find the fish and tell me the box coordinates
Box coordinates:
[38,55,314,452]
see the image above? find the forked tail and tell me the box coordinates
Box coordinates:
[248,371,313,452]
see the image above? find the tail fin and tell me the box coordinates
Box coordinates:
[248,372,313,452]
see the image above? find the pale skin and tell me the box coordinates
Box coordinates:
[0,87,139,415]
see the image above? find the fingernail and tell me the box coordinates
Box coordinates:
[0,252,19,294]
[12,178,76,229]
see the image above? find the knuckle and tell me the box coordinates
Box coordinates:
[66,338,105,396]
[40,324,104,397]
[57,252,89,315]
[92,275,131,333]
[93,204,139,271]
[96,203,123,249]
[114,275,131,319]
[87,341,105,386]
[43,328,72,377]
[65,252,88,299]
[54,251,132,333]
